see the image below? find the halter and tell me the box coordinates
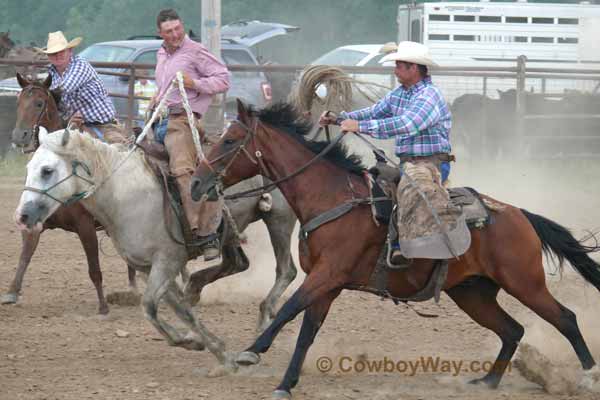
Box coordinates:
[17,85,53,154]
[202,117,346,200]
[23,160,95,206]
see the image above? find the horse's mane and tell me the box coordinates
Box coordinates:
[252,102,366,174]
[41,129,147,181]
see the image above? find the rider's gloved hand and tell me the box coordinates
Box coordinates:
[318,110,338,127]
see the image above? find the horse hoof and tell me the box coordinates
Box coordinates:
[579,366,600,392]
[272,389,292,399]
[0,293,18,304]
[180,337,206,351]
[98,304,109,315]
[468,377,497,389]
[236,351,260,366]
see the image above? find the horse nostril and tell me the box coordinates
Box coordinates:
[22,131,28,139]
[20,213,29,224]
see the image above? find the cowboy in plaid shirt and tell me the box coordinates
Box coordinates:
[320,42,468,265]
[39,31,127,144]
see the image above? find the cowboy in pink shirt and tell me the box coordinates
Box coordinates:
[153,8,230,261]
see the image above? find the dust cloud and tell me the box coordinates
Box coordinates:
[199,222,303,305]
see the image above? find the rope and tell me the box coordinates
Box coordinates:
[289,65,392,117]
[175,71,204,159]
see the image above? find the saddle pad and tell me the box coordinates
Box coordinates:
[448,187,492,229]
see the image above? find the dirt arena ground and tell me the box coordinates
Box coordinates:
[2,157,600,400]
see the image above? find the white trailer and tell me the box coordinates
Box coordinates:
[397,1,600,98]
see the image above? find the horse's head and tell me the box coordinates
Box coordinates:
[15,127,94,232]
[13,73,61,152]
[191,99,263,201]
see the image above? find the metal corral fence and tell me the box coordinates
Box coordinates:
[1,57,600,157]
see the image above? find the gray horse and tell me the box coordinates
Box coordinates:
[14,127,297,366]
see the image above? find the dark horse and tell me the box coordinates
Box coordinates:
[191,100,600,398]
[1,73,136,314]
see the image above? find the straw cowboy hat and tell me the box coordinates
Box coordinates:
[36,31,82,54]
[380,41,439,67]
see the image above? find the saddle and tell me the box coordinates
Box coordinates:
[356,152,497,304]
[136,136,207,261]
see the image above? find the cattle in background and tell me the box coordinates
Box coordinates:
[451,89,600,158]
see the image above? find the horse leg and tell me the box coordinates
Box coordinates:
[142,262,191,346]
[1,229,41,304]
[273,290,339,399]
[257,209,298,332]
[446,277,524,388]
[503,277,597,384]
[236,260,350,366]
[161,284,235,368]
[183,244,249,306]
[127,264,137,291]
[76,217,109,315]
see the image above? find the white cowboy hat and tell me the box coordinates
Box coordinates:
[380,41,438,67]
[36,31,82,54]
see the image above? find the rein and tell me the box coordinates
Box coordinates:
[205,119,347,201]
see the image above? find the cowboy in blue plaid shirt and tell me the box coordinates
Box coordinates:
[39,31,127,144]
[320,42,467,265]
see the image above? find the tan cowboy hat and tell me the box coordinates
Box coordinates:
[36,31,82,54]
[380,41,438,67]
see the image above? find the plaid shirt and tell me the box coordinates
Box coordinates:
[340,77,451,157]
[48,55,116,123]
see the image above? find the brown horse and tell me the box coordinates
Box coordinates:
[191,100,600,398]
[1,73,136,314]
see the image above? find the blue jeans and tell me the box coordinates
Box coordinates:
[153,118,169,144]
[440,161,450,183]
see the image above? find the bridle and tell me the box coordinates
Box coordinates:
[23,159,95,206]
[202,118,263,182]
[201,116,345,200]
[17,85,54,154]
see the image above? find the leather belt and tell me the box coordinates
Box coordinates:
[398,153,455,164]
[85,119,117,126]
[165,105,201,119]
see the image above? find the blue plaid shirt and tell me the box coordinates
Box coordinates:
[340,77,451,157]
[48,55,116,124]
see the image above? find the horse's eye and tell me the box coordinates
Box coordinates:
[41,166,53,178]
[224,138,236,146]
[35,101,43,108]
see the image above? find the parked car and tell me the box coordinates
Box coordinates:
[0,21,299,127]
[78,38,273,124]
[221,20,300,102]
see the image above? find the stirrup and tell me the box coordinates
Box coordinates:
[386,240,412,269]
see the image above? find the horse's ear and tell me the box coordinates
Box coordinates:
[61,128,71,147]
[43,73,52,89]
[236,98,249,122]
[50,88,61,104]
[16,72,29,88]
[38,126,49,144]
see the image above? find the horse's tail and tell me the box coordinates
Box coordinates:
[521,209,600,291]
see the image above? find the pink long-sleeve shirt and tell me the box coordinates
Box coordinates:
[155,36,230,116]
